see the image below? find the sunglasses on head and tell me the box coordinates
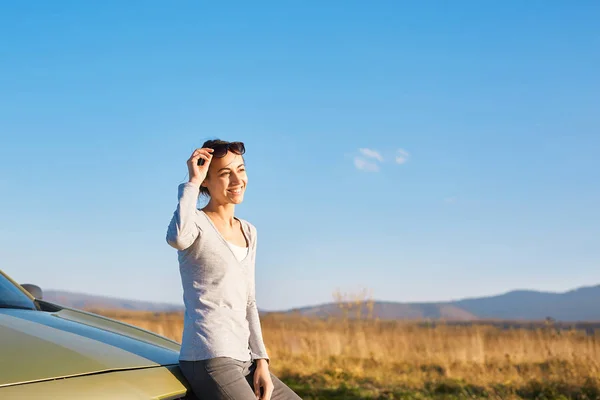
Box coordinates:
[198,141,245,166]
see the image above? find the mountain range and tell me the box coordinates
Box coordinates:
[41,284,600,322]
[42,290,184,312]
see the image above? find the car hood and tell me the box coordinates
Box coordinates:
[0,308,181,388]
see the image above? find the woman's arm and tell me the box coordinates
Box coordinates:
[247,228,270,361]
[247,291,269,361]
[166,182,202,250]
[166,148,213,250]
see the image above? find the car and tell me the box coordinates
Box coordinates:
[0,268,196,399]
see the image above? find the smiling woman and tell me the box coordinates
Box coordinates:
[197,140,247,201]
[165,140,302,400]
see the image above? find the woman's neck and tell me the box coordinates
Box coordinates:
[203,201,236,226]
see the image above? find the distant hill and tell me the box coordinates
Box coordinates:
[283,284,600,322]
[39,284,600,322]
[43,290,184,312]
[454,285,600,321]
[286,301,477,320]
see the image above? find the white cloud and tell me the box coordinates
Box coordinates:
[353,157,379,172]
[351,146,409,171]
[358,148,383,162]
[395,148,410,164]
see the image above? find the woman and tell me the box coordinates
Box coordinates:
[166,140,302,400]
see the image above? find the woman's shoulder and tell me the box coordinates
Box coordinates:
[237,217,256,230]
[194,208,211,227]
[237,217,258,238]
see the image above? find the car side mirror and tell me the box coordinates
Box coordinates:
[21,284,43,300]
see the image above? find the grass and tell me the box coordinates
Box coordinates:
[87,308,600,399]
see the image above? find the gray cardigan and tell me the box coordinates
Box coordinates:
[166,182,269,362]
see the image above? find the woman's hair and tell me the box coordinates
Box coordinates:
[199,139,243,197]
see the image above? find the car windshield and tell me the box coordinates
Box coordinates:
[0,271,36,310]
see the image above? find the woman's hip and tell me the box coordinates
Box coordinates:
[179,357,256,400]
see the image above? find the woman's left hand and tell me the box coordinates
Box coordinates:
[253,359,274,400]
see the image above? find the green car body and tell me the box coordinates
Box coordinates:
[0,269,195,399]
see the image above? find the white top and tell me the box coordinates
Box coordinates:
[227,241,249,262]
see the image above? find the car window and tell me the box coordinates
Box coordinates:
[0,271,36,310]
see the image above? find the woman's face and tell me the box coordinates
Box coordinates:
[202,150,247,204]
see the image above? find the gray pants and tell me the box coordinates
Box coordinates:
[180,357,302,400]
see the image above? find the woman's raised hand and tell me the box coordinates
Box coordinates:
[187,148,214,186]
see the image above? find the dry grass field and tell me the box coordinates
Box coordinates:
[89,308,600,399]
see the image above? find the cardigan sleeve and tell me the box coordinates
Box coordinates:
[245,225,269,361]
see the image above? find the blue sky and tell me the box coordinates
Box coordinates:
[1,1,599,311]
